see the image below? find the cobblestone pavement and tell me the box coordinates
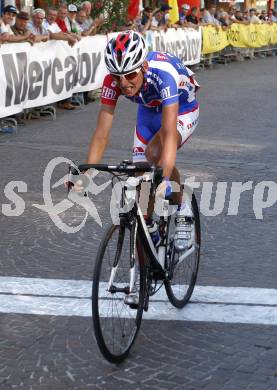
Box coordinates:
[0,57,277,389]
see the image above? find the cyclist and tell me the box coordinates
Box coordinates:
[86,30,199,251]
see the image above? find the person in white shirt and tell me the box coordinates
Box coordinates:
[27,8,49,42]
[43,8,77,46]
[76,10,100,36]
[249,8,261,24]
[0,5,17,39]
[80,1,93,30]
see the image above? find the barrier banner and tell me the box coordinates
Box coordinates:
[145,27,202,65]
[227,24,270,48]
[270,23,277,45]
[202,25,229,54]
[0,35,108,118]
[202,24,277,53]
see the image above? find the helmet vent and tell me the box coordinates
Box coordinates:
[134,49,142,64]
[124,57,130,68]
[117,50,122,66]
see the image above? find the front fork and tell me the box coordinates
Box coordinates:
[107,219,138,294]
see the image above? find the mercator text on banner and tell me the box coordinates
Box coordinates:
[0,36,108,118]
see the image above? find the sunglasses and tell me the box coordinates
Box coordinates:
[111,68,141,82]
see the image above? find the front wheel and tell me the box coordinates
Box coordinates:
[164,193,201,308]
[92,224,145,364]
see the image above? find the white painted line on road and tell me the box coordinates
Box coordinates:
[0,277,277,325]
[0,293,277,325]
[1,276,277,305]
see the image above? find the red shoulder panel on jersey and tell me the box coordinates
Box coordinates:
[101,74,121,106]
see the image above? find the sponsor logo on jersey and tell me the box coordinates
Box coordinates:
[111,81,118,88]
[102,86,117,100]
[147,71,163,85]
[187,118,198,129]
[160,86,171,99]
[133,146,145,156]
[156,54,168,61]
[179,80,189,88]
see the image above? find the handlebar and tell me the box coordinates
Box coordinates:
[77,161,163,176]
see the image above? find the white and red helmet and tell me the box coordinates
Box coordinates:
[104,31,147,75]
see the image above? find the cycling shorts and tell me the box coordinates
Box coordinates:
[132,104,199,163]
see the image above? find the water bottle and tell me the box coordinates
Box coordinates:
[146,219,161,247]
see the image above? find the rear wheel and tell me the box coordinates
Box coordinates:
[92,224,145,363]
[164,193,201,308]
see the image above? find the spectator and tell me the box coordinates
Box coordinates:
[151,9,165,30]
[242,10,249,22]
[249,8,261,24]
[11,11,36,43]
[80,1,93,30]
[201,6,220,26]
[56,5,71,33]
[43,8,77,46]
[76,10,101,35]
[218,11,232,28]
[186,7,199,27]
[233,10,249,24]
[0,5,17,41]
[234,10,244,21]
[259,10,268,21]
[228,10,237,22]
[268,9,277,22]
[160,4,172,26]
[209,6,221,25]
[66,4,81,34]
[141,6,153,26]
[125,8,153,33]
[179,3,190,26]
[27,9,49,42]
[199,8,207,24]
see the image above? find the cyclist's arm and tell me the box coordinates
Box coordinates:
[86,104,115,163]
[160,102,179,178]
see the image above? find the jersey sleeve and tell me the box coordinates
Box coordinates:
[100,74,121,106]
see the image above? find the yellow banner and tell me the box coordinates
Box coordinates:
[227,24,270,48]
[202,23,277,54]
[270,23,277,45]
[168,0,179,24]
[202,25,229,54]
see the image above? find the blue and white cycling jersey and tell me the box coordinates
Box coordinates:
[101,51,199,114]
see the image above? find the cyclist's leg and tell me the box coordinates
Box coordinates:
[145,105,199,205]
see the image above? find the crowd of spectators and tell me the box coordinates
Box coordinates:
[127,4,277,33]
[2,2,275,46]
[0,2,104,111]
[0,2,104,45]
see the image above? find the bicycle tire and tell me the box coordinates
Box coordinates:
[92,224,145,363]
[164,193,201,308]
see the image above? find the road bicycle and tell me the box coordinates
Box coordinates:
[70,160,201,364]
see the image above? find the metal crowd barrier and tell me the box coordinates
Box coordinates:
[200,45,277,68]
